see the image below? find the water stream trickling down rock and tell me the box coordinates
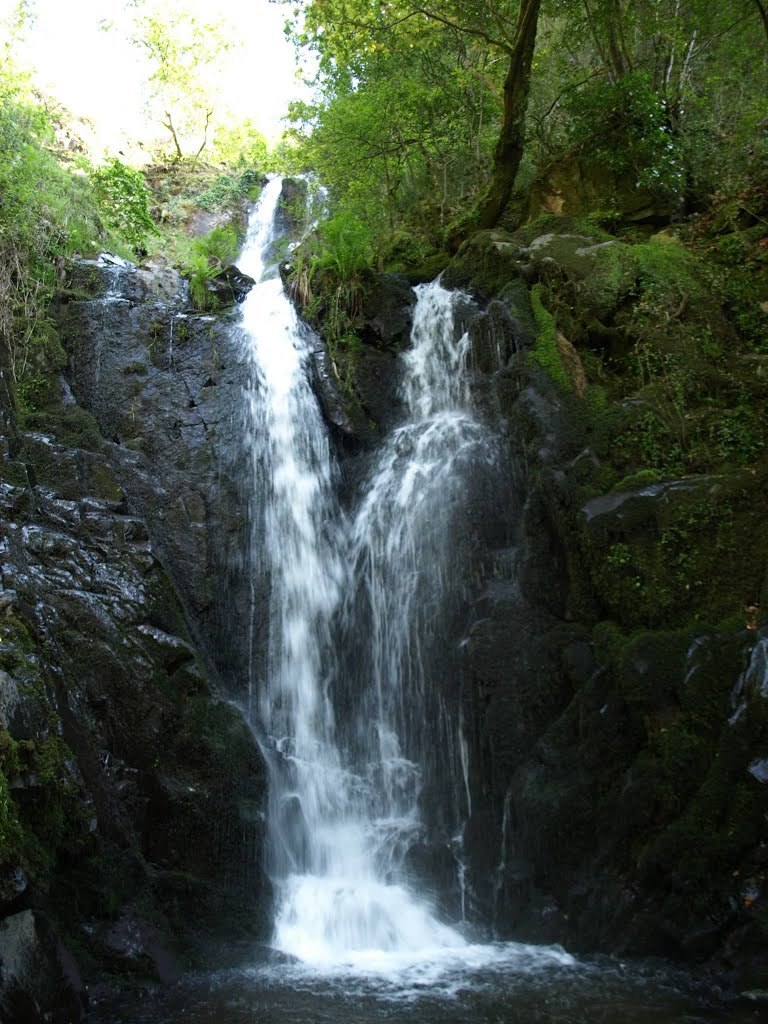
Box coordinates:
[4,177,764,1023]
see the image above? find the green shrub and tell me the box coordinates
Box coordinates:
[563,70,684,201]
[196,170,262,212]
[183,225,240,310]
[313,212,373,282]
[93,158,158,254]
[0,79,101,404]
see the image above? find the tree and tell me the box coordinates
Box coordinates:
[131,1,234,162]
[287,0,766,248]
[474,0,541,228]
[211,119,270,168]
[288,0,542,232]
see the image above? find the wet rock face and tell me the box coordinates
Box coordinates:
[0,910,87,1023]
[0,256,275,994]
[53,255,261,693]
[427,241,768,983]
[0,422,270,978]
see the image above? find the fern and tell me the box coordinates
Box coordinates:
[183,225,240,310]
[312,212,373,282]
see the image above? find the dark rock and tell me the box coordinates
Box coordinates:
[361,273,416,349]
[208,264,256,306]
[466,298,531,374]
[276,177,309,236]
[0,910,87,1023]
[101,908,180,983]
[54,258,263,694]
[1,250,274,1005]
[442,229,524,297]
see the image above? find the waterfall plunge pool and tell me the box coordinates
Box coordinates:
[89,946,757,1023]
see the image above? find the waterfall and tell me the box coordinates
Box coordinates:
[236,181,497,967]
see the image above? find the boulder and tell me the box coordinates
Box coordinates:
[207,264,256,306]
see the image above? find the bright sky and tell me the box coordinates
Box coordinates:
[1,0,308,153]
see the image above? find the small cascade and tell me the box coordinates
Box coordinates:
[340,280,498,871]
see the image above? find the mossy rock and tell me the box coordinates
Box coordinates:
[580,469,768,628]
[442,229,524,297]
[524,152,673,227]
[513,213,617,247]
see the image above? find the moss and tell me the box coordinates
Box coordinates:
[580,467,768,629]
[15,735,91,880]
[637,690,768,890]
[122,361,149,376]
[91,463,124,503]
[0,738,23,857]
[514,213,616,246]
[611,468,665,492]
[0,614,37,674]
[615,629,692,708]
[527,284,571,391]
[0,614,90,881]
[442,229,522,296]
[23,404,102,452]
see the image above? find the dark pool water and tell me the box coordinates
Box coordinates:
[89,941,766,1023]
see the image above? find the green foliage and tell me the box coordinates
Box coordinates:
[313,213,373,281]
[183,225,239,310]
[211,120,269,169]
[93,158,158,254]
[0,67,101,407]
[192,225,239,267]
[704,406,761,468]
[706,225,768,351]
[563,71,684,200]
[0,764,22,857]
[287,0,766,253]
[286,0,503,255]
[196,170,263,212]
[527,284,571,390]
[284,211,375,350]
[614,409,685,477]
[131,2,234,160]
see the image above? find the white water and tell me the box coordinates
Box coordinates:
[236,181,572,975]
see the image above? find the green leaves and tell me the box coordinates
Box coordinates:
[0,80,100,398]
[93,158,158,254]
[563,71,684,200]
[313,212,373,280]
[131,1,235,160]
[183,225,240,310]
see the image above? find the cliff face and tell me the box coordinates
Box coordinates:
[0,256,271,1022]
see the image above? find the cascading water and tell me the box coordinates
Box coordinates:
[235,179,567,975]
[338,282,500,900]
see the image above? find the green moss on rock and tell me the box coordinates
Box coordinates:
[527,284,571,391]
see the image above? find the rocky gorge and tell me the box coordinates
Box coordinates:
[1,180,767,1019]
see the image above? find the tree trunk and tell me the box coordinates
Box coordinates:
[191,108,214,169]
[753,0,768,45]
[474,0,541,230]
[163,111,184,160]
[0,334,19,457]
